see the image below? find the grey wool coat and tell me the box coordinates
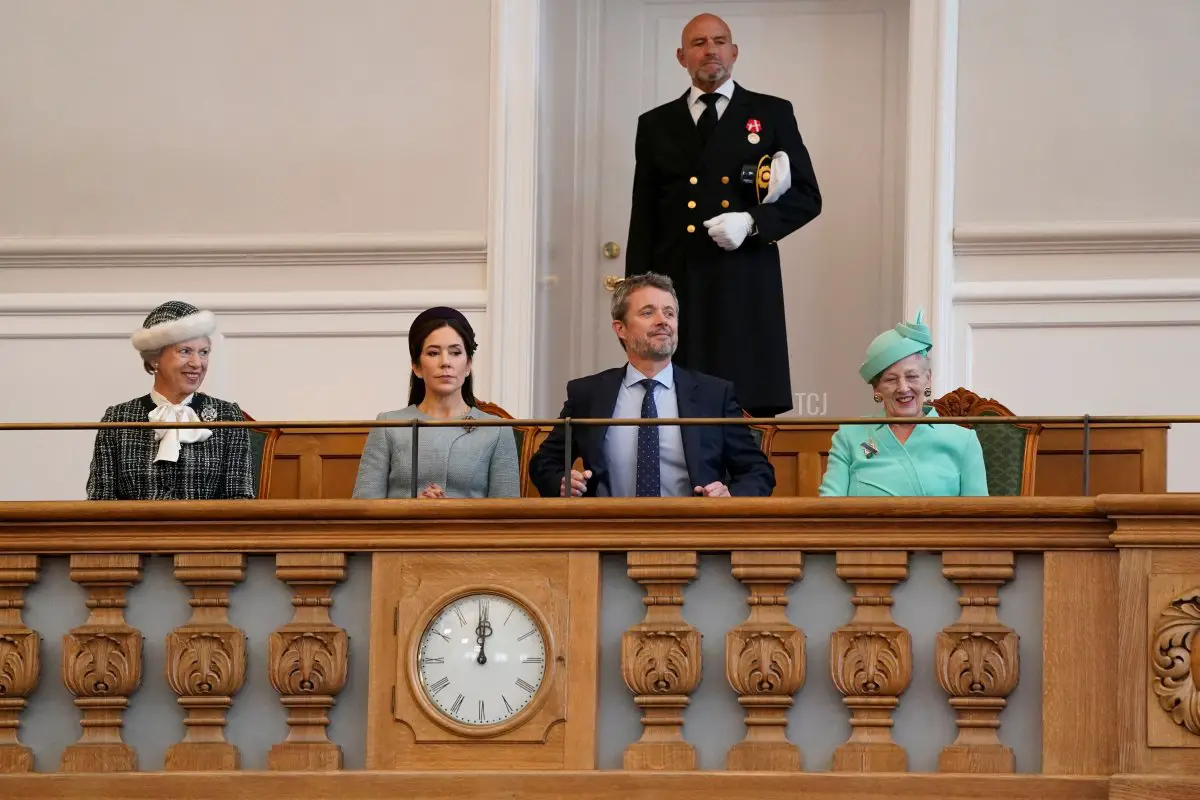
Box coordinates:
[351,406,520,499]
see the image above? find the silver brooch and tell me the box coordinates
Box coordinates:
[200,405,217,422]
[861,439,878,459]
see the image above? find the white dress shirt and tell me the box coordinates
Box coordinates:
[601,363,691,497]
[687,78,735,124]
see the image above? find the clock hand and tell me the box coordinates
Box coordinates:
[475,602,493,665]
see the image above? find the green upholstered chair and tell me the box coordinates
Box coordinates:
[240,411,279,499]
[931,388,1040,496]
[741,410,776,457]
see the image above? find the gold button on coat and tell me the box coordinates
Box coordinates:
[687,200,696,209]
[721,200,730,208]
[686,224,696,233]
[721,176,730,184]
[689,176,698,185]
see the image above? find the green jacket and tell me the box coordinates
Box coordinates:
[818,407,988,497]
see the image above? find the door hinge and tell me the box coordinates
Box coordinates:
[393,602,399,635]
[391,685,396,715]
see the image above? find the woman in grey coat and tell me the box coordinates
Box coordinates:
[352,306,520,499]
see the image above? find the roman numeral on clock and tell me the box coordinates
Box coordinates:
[450,693,464,715]
[517,628,537,641]
[520,656,544,664]
[478,700,485,723]
[428,676,450,695]
[421,656,445,665]
[453,605,467,626]
[515,678,536,693]
[502,695,514,714]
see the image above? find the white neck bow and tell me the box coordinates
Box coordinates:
[148,389,213,462]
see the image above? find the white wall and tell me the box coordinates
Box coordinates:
[0,0,493,499]
[0,0,491,239]
[951,0,1200,490]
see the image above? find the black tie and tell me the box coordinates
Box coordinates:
[635,378,661,497]
[697,93,720,148]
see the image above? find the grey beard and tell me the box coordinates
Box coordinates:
[630,336,676,360]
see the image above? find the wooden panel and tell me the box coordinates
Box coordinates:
[1042,551,1118,774]
[265,458,300,498]
[366,552,599,770]
[1146,570,1200,748]
[265,429,369,499]
[1111,775,1200,800]
[764,428,834,497]
[1119,548,1200,774]
[1144,553,1200,760]
[1035,424,1168,495]
[0,498,1112,554]
[260,422,1167,499]
[0,772,1110,800]
[1119,548,1152,773]
[320,456,364,499]
[563,552,601,769]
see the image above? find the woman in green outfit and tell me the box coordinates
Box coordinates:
[819,311,988,497]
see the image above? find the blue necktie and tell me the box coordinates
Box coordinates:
[635,378,661,497]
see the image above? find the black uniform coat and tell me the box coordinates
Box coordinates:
[625,82,822,417]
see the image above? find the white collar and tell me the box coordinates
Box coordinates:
[151,389,196,409]
[688,79,735,108]
[147,389,211,462]
[624,362,675,390]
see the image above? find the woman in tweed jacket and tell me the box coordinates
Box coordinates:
[86,301,255,501]
[352,307,519,499]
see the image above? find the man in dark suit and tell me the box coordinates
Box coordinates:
[625,13,822,418]
[529,272,774,499]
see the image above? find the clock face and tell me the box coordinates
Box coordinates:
[417,592,547,727]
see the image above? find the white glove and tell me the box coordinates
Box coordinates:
[703,212,754,251]
[763,151,791,204]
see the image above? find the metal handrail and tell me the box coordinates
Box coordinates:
[3,413,1177,498]
[0,414,1187,431]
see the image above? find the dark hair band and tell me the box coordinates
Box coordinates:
[408,306,475,343]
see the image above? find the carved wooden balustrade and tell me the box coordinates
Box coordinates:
[0,496,1195,799]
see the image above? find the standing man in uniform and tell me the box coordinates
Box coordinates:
[624,13,822,418]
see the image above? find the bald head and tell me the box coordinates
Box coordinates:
[677,14,738,92]
[681,13,732,47]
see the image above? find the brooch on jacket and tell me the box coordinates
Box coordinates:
[861,439,878,459]
[200,405,217,422]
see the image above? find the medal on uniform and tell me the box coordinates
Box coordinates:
[200,405,217,422]
[745,118,762,144]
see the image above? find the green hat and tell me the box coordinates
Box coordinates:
[858,309,933,383]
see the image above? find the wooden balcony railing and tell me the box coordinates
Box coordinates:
[0,496,1195,799]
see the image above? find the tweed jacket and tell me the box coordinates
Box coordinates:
[351,406,520,499]
[818,407,988,497]
[86,393,255,501]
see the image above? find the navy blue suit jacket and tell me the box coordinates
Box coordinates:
[529,365,775,498]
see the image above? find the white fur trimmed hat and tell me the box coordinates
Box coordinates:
[130,300,217,352]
